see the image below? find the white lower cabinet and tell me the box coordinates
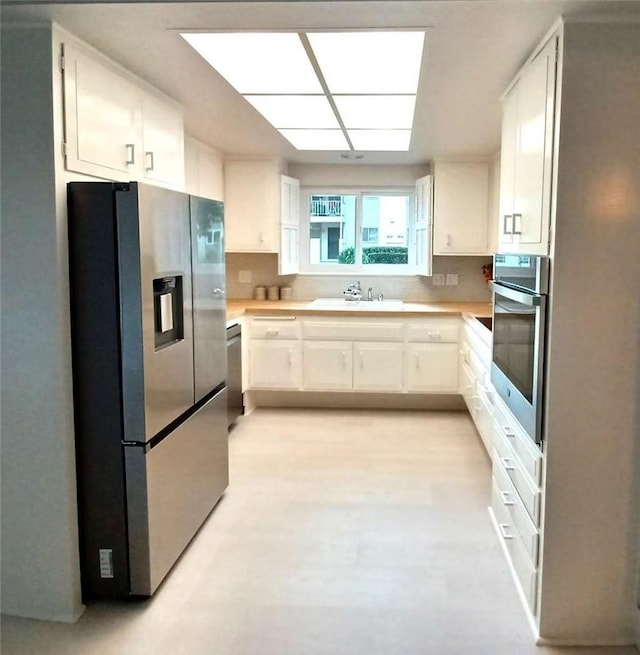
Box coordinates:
[490,392,544,617]
[353,342,404,391]
[303,341,352,390]
[405,343,459,392]
[249,341,302,389]
[248,317,302,389]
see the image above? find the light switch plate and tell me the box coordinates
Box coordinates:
[432,273,445,286]
[446,274,459,286]
[238,270,252,284]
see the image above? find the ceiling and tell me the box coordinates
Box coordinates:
[3,0,640,166]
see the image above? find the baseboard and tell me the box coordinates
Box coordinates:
[1,603,85,624]
[244,390,467,411]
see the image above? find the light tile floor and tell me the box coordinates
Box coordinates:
[2,408,637,654]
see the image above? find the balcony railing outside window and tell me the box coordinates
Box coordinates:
[310,196,343,217]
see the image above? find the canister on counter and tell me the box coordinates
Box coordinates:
[254,285,266,300]
[267,285,280,301]
[280,286,292,300]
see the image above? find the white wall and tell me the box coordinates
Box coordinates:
[1,25,83,622]
[288,163,429,188]
[538,20,640,645]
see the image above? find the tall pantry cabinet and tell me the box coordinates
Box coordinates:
[492,18,640,647]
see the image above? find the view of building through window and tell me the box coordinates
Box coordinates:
[308,193,410,266]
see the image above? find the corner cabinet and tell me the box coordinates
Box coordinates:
[433,161,490,255]
[414,175,433,276]
[279,175,300,275]
[498,36,557,255]
[62,42,184,189]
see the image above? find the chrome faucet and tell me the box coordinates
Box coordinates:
[367,287,373,301]
[343,281,362,301]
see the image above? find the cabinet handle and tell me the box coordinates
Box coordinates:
[500,491,515,507]
[446,233,452,247]
[499,523,514,540]
[501,425,515,439]
[288,349,293,366]
[359,351,364,370]
[512,213,522,235]
[428,331,442,341]
[125,143,135,165]
[266,329,279,336]
[501,456,516,472]
[145,151,155,172]
[503,214,513,235]
[342,350,347,368]
[258,231,264,244]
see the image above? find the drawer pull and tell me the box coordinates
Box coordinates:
[415,352,420,369]
[501,457,516,472]
[502,425,515,439]
[499,523,514,540]
[342,350,347,368]
[266,329,280,336]
[288,349,293,366]
[500,491,515,507]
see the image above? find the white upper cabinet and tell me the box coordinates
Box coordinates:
[499,36,557,254]
[414,175,432,275]
[63,42,142,180]
[224,159,283,253]
[433,161,490,255]
[279,175,300,275]
[141,92,184,188]
[184,136,224,201]
[62,41,184,189]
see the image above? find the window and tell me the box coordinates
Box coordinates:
[300,188,422,274]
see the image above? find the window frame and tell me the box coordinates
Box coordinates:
[299,186,418,276]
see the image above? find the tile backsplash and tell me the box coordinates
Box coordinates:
[226,253,492,302]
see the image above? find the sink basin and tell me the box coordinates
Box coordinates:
[307,298,404,311]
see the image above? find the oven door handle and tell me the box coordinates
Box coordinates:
[490,281,543,307]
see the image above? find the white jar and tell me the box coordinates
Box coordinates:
[280,287,292,300]
[267,285,280,301]
[254,286,266,300]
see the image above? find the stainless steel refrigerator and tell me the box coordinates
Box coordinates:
[67,182,228,600]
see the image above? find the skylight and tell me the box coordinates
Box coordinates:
[180,30,426,152]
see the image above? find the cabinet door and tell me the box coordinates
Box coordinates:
[499,88,518,247]
[279,176,300,274]
[141,92,185,188]
[249,340,301,389]
[224,160,280,252]
[303,341,352,390]
[197,146,224,201]
[279,225,299,275]
[512,39,556,247]
[353,342,404,391]
[433,162,489,255]
[405,343,459,392]
[414,175,432,275]
[63,42,142,180]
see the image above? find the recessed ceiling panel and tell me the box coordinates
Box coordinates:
[278,129,350,150]
[348,129,412,151]
[307,31,425,94]
[333,95,416,129]
[244,95,340,128]
[180,32,322,94]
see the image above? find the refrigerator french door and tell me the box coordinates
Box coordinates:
[68,182,228,600]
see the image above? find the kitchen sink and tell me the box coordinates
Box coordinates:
[307,298,404,311]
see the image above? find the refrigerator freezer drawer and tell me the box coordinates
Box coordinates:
[125,387,229,596]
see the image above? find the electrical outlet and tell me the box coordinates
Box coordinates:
[432,273,445,286]
[446,274,459,286]
[238,270,252,284]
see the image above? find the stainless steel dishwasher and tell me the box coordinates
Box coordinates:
[226,322,243,426]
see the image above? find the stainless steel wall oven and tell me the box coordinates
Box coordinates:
[490,254,549,444]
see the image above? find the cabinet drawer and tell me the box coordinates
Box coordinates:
[250,317,301,340]
[406,319,459,343]
[303,320,403,342]
[492,453,540,565]
[493,424,541,525]
[459,361,476,414]
[463,322,492,369]
[493,397,543,485]
[491,478,538,614]
[474,383,494,454]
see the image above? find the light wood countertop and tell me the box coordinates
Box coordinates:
[226,299,492,322]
